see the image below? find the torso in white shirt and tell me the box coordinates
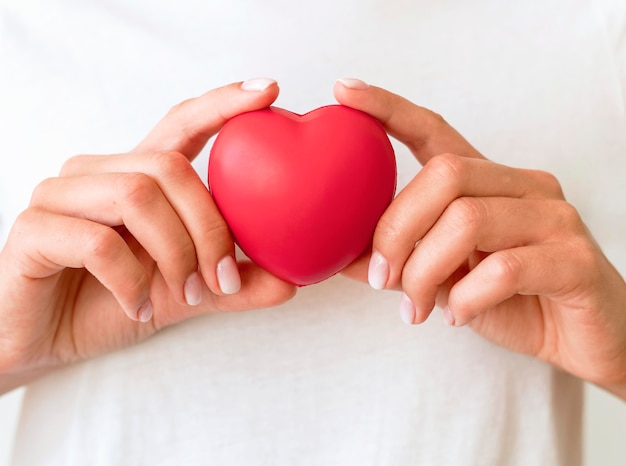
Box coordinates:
[1,1,625,465]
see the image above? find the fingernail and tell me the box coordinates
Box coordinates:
[443,306,456,326]
[336,77,370,90]
[217,256,241,294]
[241,78,276,91]
[137,299,154,323]
[184,271,203,306]
[368,250,389,290]
[399,293,416,325]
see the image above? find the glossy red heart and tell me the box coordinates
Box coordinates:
[208,105,396,285]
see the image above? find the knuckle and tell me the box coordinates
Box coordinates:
[487,251,522,287]
[447,295,474,324]
[148,150,193,177]
[179,240,199,266]
[167,98,193,117]
[423,153,465,186]
[445,197,488,233]
[84,227,152,303]
[400,263,427,295]
[374,211,408,250]
[59,154,89,177]
[529,169,564,199]
[203,215,231,242]
[117,172,160,208]
[29,178,56,206]
[85,226,123,261]
[4,210,46,278]
[423,109,449,129]
[181,124,211,148]
[11,208,39,236]
[170,231,199,266]
[568,236,601,271]
[553,200,584,233]
[120,269,151,303]
[167,97,213,148]
[209,86,230,118]
[405,111,450,153]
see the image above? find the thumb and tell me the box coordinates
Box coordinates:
[333,78,484,165]
[134,78,280,160]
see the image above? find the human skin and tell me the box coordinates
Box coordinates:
[1,78,625,401]
[0,79,297,394]
[334,78,626,400]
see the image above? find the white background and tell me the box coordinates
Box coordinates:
[2,384,626,464]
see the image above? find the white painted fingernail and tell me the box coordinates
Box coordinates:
[241,78,276,91]
[184,271,203,306]
[399,293,416,325]
[217,256,241,294]
[443,306,456,326]
[137,299,154,323]
[368,250,389,290]
[337,77,370,90]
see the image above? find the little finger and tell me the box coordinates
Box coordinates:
[8,209,152,322]
[30,173,200,306]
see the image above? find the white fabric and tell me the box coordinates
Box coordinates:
[0,0,624,464]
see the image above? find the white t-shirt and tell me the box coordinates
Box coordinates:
[1,0,625,465]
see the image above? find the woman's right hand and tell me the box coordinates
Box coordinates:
[0,80,297,393]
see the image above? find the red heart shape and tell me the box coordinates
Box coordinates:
[208,105,396,286]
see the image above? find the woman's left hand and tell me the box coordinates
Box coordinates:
[334,79,626,400]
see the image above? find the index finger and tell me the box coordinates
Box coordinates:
[134,78,280,159]
[333,79,484,164]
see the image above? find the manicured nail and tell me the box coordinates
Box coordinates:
[241,78,276,91]
[184,271,203,306]
[217,256,241,294]
[337,77,370,90]
[399,293,416,325]
[368,250,389,290]
[443,306,456,326]
[137,299,154,323]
